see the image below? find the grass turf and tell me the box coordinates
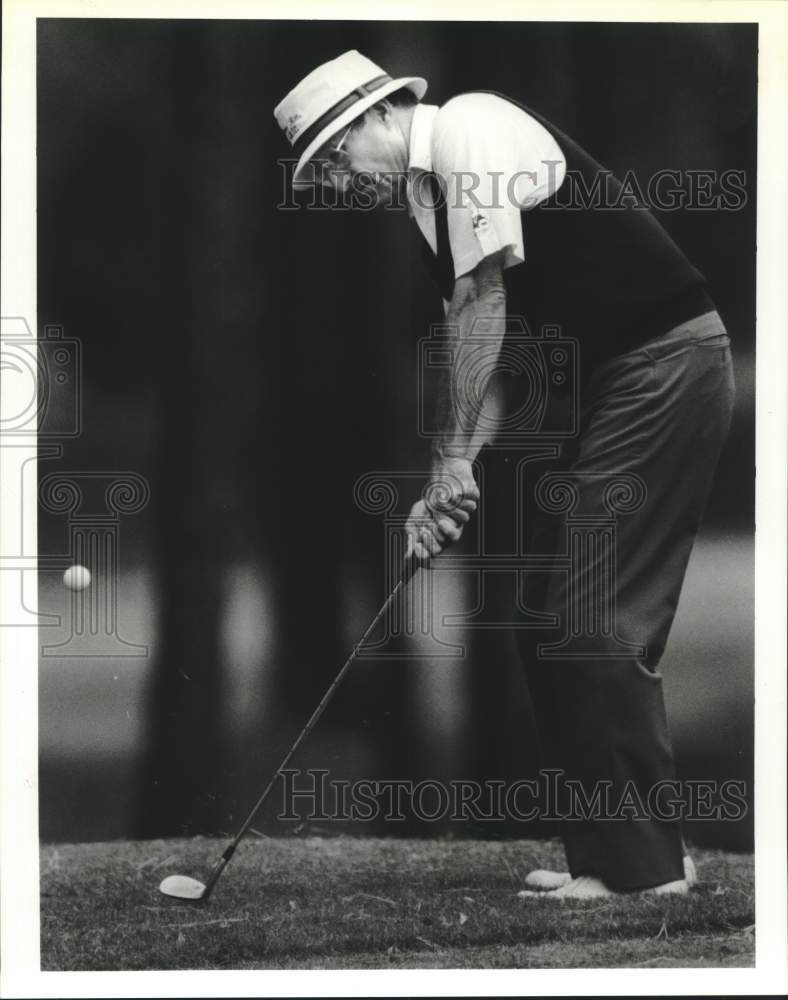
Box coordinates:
[40,836,754,970]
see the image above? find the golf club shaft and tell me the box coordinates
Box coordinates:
[201,552,420,898]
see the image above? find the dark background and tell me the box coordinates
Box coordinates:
[37,20,756,849]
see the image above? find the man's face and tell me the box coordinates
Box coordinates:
[316,104,409,207]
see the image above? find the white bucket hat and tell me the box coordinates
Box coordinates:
[274,50,427,189]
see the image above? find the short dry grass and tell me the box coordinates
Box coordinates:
[40,836,754,970]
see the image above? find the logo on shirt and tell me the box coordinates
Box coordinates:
[459,192,499,256]
[471,206,490,234]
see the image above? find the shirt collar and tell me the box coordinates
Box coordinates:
[408,103,439,175]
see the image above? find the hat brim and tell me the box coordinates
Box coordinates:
[291,76,428,189]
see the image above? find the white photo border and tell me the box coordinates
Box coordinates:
[1,0,786,996]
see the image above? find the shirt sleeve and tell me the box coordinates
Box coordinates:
[431,93,566,280]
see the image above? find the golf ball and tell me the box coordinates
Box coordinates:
[63,565,91,591]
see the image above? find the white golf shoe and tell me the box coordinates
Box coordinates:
[517,873,690,900]
[518,854,696,899]
[522,869,573,891]
[518,875,614,899]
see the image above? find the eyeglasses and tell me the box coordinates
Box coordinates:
[327,125,353,162]
[318,125,354,189]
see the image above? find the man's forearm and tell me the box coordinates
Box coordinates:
[432,287,507,465]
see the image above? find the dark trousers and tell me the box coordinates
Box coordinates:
[514,310,735,891]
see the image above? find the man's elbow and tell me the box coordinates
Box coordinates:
[451,252,506,310]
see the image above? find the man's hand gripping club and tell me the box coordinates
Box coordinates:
[404,457,480,564]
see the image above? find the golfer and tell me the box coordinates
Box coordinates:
[274,51,735,899]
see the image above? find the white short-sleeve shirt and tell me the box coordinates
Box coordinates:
[407,93,567,281]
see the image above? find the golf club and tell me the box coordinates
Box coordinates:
[159,550,420,902]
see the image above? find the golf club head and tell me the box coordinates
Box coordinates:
[159,874,207,901]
